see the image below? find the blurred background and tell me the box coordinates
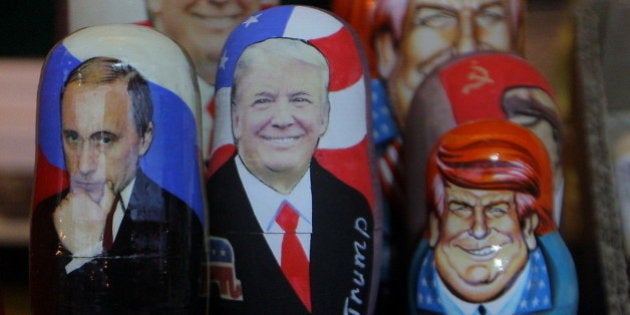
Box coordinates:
[0,0,622,313]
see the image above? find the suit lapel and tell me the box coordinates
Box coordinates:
[110,170,163,254]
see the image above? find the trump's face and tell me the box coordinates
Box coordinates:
[232,52,329,190]
[432,182,533,302]
[61,81,152,202]
[147,0,276,83]
[388,0,511,124]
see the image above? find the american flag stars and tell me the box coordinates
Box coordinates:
[219,50,228,70]
[242,13,262,27]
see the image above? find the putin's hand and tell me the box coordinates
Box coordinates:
[53,182,116,256]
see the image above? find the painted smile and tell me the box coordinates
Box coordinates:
[457,244,505,260]
[191,12,241,30]
[261,134,303,147]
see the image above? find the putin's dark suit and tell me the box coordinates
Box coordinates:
[30,170,204,314]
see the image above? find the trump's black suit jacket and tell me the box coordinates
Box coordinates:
[207,156,374,314]
[30,170,204,314]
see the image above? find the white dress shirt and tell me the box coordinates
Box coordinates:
[235,156,313,264]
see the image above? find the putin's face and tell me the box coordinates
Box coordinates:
[232,50,329,191]
[61,81,152,202]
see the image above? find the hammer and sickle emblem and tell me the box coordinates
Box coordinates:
[461,64,494,94]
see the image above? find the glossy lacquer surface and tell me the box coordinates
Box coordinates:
[29,24,205,313]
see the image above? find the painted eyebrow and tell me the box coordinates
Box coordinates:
[480,194,514,207]
[253,91,275,98]
[482,200,510,208]
[447,192,477,207]
[413,4,458,17]
[90,130,118,139]
[289,91,312,98]
[448,200,473,209]
[477,1,506,12]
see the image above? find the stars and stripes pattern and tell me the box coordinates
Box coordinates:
[371,79,398,145]
[208,5,376,210]
[371,78,405,205]
[34,24,205,221]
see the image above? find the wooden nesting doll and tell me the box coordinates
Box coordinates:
[205,5,381,314]
[409,119,577,314]
[405,52,565,244]
[30,24,206,313]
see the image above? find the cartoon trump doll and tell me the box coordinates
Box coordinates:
[409,120,577,314]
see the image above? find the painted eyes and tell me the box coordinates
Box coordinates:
[63,130,80,144]
[250,95,314,109]
[476,6,507,27]
[413,5,507,29]
[92,132,118,145]
[448,202,510,218]
[62,130,119,148]
[414,9,457,28]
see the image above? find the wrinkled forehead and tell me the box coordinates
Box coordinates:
[445,182,516,204]
[62,80,129,105]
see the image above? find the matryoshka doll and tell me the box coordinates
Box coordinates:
[405,52,565,244]
[30,24,206,313]
[205,5,381,314]
[409,119,577,314]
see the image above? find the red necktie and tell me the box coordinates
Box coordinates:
[103,194,120,251]
[275,202,311,312]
